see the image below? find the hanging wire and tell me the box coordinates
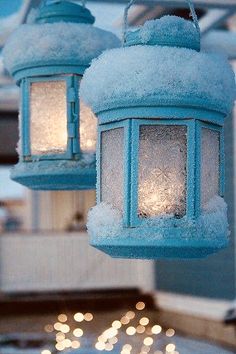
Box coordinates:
[187,0,200,34]
[122,0,137,45]
[122,0,200,45]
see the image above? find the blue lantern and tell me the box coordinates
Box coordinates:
[3,0,120,190]
[81,0,236,259]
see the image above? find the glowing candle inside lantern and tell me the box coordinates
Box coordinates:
[80,100,97,152]
[30,81,67,155]
[138,125,187,218]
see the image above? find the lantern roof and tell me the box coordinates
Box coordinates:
[125,16,200,52]
[36,1,95,25]
[81,16,236,120]
[2,1,120,83]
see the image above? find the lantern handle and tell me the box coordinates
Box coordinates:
[123,0,200,44]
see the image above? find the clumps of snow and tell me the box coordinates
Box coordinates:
[81,44,235,116]
[133,16,199,45]
[87,196,229,244]
[199,195,229,240]
[15,153,96,170]
[3,22,120,74]
[87,202,123,238]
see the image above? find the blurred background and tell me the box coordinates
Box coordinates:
[0,0,236,353]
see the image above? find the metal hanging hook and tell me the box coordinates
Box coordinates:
[123,0,200,44]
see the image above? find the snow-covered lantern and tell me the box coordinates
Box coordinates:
[81,1,236,259]
[3,0,120,190]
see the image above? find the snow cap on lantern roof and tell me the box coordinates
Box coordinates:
[35,0,95,24]
[80,15,236,120]
[125,15,200,51]
[2,1,120,83]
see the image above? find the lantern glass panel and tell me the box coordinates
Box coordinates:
[101,127,124,212]
[30,81,67,155]
[80,100,97,152]
[201,127,220,208]
[138,125,187,218]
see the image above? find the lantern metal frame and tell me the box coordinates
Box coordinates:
[94,106,226,259]
[21,74,80,161]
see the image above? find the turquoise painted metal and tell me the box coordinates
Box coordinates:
[4,0,120,190]
[85,0,235,259]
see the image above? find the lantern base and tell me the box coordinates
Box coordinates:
[91,237,228,260]
[11,160,96,190]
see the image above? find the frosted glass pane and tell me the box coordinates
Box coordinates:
[80,100,97,152]
[101,128,124,212]
[138,125,187,218]
[30,81,67,155]
[201,128,220,208]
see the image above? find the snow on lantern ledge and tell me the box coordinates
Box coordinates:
[3,0,120,190]
[80,15,236,259]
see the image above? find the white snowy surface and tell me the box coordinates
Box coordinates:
[87,196,228,242]
[128,16,199,44]
[81,19,235,115]
[3,22,120,73]
[87,202,123,238]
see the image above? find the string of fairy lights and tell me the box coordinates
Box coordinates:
[41,301,179,354]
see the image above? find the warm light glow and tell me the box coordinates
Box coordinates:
[53,322,62,331]
[152,325,162,334]
[136,325,146,334]
[103,327,118,339]
[109,337,118,344]
[123,344,132,351]
[121,316,130,325]
[141,345,151,353]
[30,81,67,155]
[73,328,83,337]
[136,302,146,310]
[55,342,65,351]
[105,343,114,351]
[60,324,70,333]
[74,312,84,322]
[95,342,106,350]
[126,326,136,335]
[126,311,135,319]
[44,324,54,333]
[71,340,80,349]
[112,320,122,329]
[139,317,149,326]
[166,343,176,352]
[58,314,67,323]
[63,339,72,348]
[166,328,175,337]
[41,351,51,354]
[84,312,93,321]
[98,335,107,342]
[80,100,97,152]
[56,332,65,342]
[143,337,153,346]
[138,125,187,218]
